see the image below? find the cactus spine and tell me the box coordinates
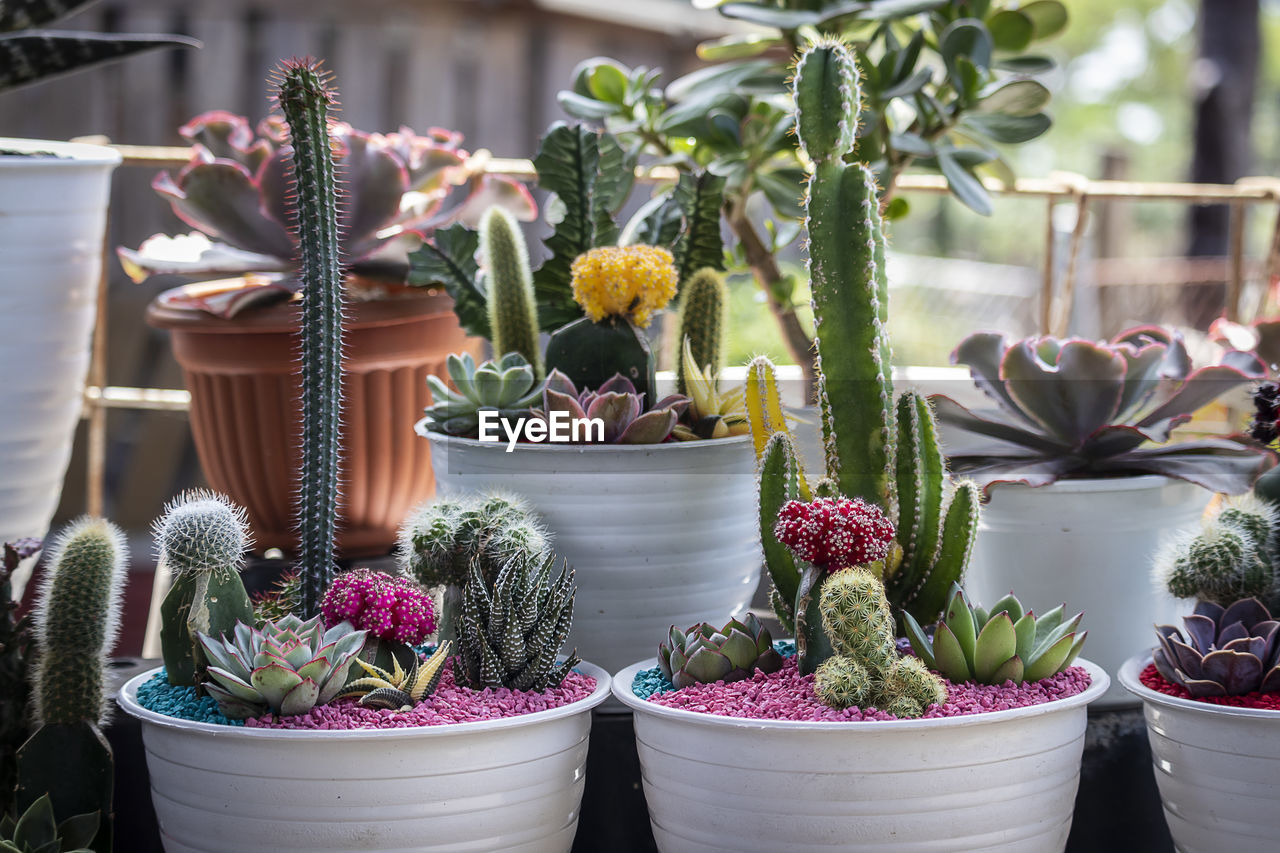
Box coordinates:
[813,569,946,717]
[481,206,543,378]
[1156,493,1280,611]
[18,518,127,848]
[277,60,345,619]
[675,267,726,396]
[749,41,979,635]
[155,491,254,686]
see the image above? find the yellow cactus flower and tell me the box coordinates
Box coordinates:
[570,245,678,328]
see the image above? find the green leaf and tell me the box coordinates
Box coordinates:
[622,191,682,248]
[531,122,601,330]
[861,0,949,19]
[973,612,1017,682]
[1013,612,1037,661]
[1022,0,1069,40]
[986,593,1024,623]
[900,611,937,668]
[586,60,628,104]
[698,33,788,61]
[12,796,56,851]
[963,111,1052,144]
[943,589,978,665]
[988,655,1025,684]
[884,196,910,220]
[938,149,993,215]
[673,171,727,289]
[940,18,993,71]
[931,622,972,681]
[882,67,932,99]
[755,168,808,219]
[1025,633,1076,681]
[666,59,782,103]
[408,224,488,339]
[0,32,198,94]
[56,813,101,850]
[987,10,1034,52]
[978,79,1051,116]
[995,55,1056,73]
[556,91,619,120]
[717,1,867,28]
[592,131,636,245]
[890,132,934,157]
[940,145,996,168]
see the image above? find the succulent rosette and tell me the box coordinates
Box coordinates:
[773,497,896,571]
[1154,598,1280,697]
[541,371,689,444]
[320,568,436,645]
[659,614,784,689]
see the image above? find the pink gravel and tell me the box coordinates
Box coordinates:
[245,659,596,730]
[646,656,1091,722]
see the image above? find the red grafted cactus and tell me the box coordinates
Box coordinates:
[321,568,436,645]
[774,497,896,572]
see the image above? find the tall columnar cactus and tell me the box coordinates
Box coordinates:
[813,569,946,718]
[481,206,543,378]
[1156,493,1280,612]
[155,491,255,687]
[17,518,128,850]
[748,40,980,634]
[675,267,726,396]
[276,59,346,619]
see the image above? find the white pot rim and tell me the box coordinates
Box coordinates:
[986,473,1191,495]
[613,656,1109,731]
[118,660,610,741]
[1118,652,1280,720]
[418,426,751,453]
[0,137,122,166]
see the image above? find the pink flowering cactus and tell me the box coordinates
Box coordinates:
[773,497,895,571]
[321,568,436,644]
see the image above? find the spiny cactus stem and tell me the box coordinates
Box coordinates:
[277,59,345,618]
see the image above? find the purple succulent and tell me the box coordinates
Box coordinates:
[118,111,536,317]
[541,370,689,444]
[1154,598,1280,697]
[933,325,1268,493]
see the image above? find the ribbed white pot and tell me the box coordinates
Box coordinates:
[614,658,1109,852]
[0,139,119,554]
[424,433,762,682]
[965,476,1207,708]
[118,662,610,852]
[1119,654,1280,852]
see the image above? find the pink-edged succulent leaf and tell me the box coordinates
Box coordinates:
[543,387,588,422]
[1112,342,1168,421]
[1132,364,1264,442]
[1001,338,1127,448]
[431,173,538,229]
[117,234,290,284]
[1092,440,1267,495]
[278,678,322,716]
[952,331,1040,426]
[341,131,411,258]
[156,163,294,258]
[928,395,1068,455]
[586,392,643,442]
[1212,318,1280,373]
[616,409,678,444]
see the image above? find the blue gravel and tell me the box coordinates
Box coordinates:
[136,671,242,726]
[633,640,797,700]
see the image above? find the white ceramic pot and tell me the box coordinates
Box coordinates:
[0,139,119,559]
[424,433,762,683]
[1119,654,1280,852]
[965,476,1208,708]
[614,657,1109,852]
[118,662,610,852]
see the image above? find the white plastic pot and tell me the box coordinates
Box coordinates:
[965,476,1207,707]
[118,662,610,852]
[0,139,119,558]
[424,433,761,683]
[1119,654,1280,852]
[614,657,1109,852]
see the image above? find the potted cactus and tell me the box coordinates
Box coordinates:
[931,329,1270,704]
[118,110,536,558]
[116,63,608,852]
[0,2,193,562]
[407,128,761,681]
[614,41,1108,852]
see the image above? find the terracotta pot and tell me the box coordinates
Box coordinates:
[147,285,479,558]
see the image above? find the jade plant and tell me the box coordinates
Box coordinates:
[1153,598,1280,698]
[154,491,255,687]
[16,518,128,852]
[934,327,1269,492]
[902,584,1086,685]
[118,112,535,317]
[748,39,981,645]
[658,614,783,689]
[0,0,194,93]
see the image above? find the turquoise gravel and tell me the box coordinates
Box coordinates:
[135,670,242,726]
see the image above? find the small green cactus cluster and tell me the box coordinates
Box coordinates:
[813,569,946,718]
[748,39,980,648]
[154,490,255,687]
[458,553,578,691]
[1156,493,1280,612]
[17,518,128,850]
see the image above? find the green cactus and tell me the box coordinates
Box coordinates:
[748,40,979,635]
[276,60,345,619]
[675,267,726,397]
[457,553,578,691]
[1157,493,1280,611]
[757,433,807,636]
[544,315,655,402]
[399,493,551,644]
[154,491,255,687]
[812,568,946,717]
[481,207,543,378]
[17,518,127,850]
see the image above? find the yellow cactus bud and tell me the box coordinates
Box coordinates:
[569,245,678,327]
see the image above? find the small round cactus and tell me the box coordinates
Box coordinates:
[399,492,551,589]
[774,497,896,571]
[32,517,128,726]
[814,655,872,708]
[321,568,436,644]
[1156,493,1280,611]
[153,489,251,575]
